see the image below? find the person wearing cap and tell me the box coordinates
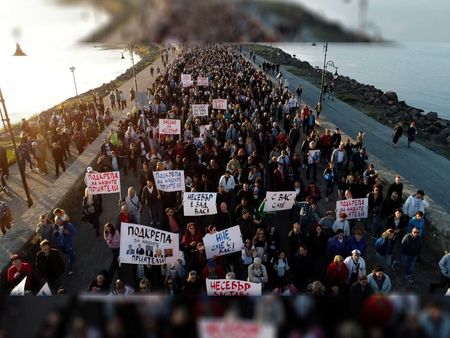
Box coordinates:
[403,190,430,219]
[35,239,65,293]
[7,254,33,290]
[367,265,392,295]
[344,249,367,285]
[332,213,350,237]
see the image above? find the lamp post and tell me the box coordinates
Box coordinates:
[319,42,328,103]
[127,44,138,95]
[0,88,33,207]
[69,66,79,97]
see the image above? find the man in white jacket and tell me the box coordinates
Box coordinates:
[344,249,366,285]
[402,190,430,218]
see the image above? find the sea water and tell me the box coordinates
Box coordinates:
[276,42,450,120]
[0,0,140,123]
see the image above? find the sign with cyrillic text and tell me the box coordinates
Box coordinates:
[198,319,275,338]
[192,104,209,117]
[153,170,185,192]
[183,192,217,216]
[119,222,179,265]
[159,119,181,135]
[86,171,120,195]
[206,278,261,296]
[263,191,296,212]
[197,76,209,87]
[336,198,368,219]
[203,225,243,259]
[212,99,227,110]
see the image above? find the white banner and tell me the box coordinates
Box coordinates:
[86,171,121,195]
[159,119,181,135]
[183,192,217,216]
[198,319,275,338]
[181,74,193,87]
[192,104,209,117]
[197,76,209,87]
[212,98,227,110]
[203,225,243,259]
[36,282,52,296]
[336,198,368,220]
[263,191,297,212]
[10,276,27,296]
[153,170,185,192]
[206,278,262,296]
[119,222,179,265]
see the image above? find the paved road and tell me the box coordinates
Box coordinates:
[252,51,450,214]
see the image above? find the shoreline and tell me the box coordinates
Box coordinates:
[251,44,450,160]
[0,44,160,164]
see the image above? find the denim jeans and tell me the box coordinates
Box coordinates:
[402,255,417,276]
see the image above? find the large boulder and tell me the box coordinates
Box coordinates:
[434,120,448,129]
[426,124,440,135]
[440,128,450,137]
[426,111,438,121]
[384,91,398,103]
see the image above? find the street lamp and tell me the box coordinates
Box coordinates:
[69,66,79,97]
[0,88,33,207]
[319,42,329,103]
[326,61,339,79]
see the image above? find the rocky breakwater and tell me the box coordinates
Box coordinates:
[252,45,450,158]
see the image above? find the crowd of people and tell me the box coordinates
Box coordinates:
[2,45,448,297]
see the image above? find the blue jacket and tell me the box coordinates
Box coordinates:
[53,222,77,250]
[375,237,394,256]
[407,217,425,237]
[346,236,367,257]
[326,236,347,260]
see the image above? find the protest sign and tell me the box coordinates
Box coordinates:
[308,149,321,164]
[197,76,209,86]
[153,170,185,192]
[192,104,209,117]
[159,119,181,135]
[263,191,297,212]
[336,198,368,219]
[181,74,192,87]
[198,318,275,338]
[212,98,227,110]
[206,278,262,296]
[86,171,121,195]
[183,192,217,216]
[119,222,179,265]
[10,276,27,296]
[203,226,243,259]
[37,282,52,296]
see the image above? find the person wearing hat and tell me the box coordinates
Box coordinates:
[403,190,430,219]
[7,254,33,290]
[344,249,367,285]
[367,265,392,295]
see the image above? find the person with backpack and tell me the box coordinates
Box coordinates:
[0,200,12,235]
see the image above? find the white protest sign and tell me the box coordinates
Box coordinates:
[37,282,52,296]
[10,276,27,296]
[206,278,262,296]
[153,170,185,192]
[197,76,209,86]
[192,104,209,117]
[263,191,297,212]
[198,319,275,338]
[159,119,181,135]
[336,198,368,220]
[183,192,217,216]
[203,225,243,259]
[119,222,179,265]
[86,171,121,195]
[212,99,227,110]
[181,74,193,87]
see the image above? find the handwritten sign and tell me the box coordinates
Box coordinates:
[198,319,275,338]
[197,76,209,87]
[184,192,217,216]
[153,170,185,192]
[203,226,243,259]
[263,191,297,212]
[336,198,368,219]
[206,278,262,296]
[181,74,192,87]
[86,171,120,195]
[192,104,209,117]
[212,99,227,110]
[119,222,179,265]
[159,119,181,135]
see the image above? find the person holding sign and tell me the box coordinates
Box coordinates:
[7,254,32,292]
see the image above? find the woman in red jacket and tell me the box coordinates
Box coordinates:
[326,255,349,293]
[181,222,203,253]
